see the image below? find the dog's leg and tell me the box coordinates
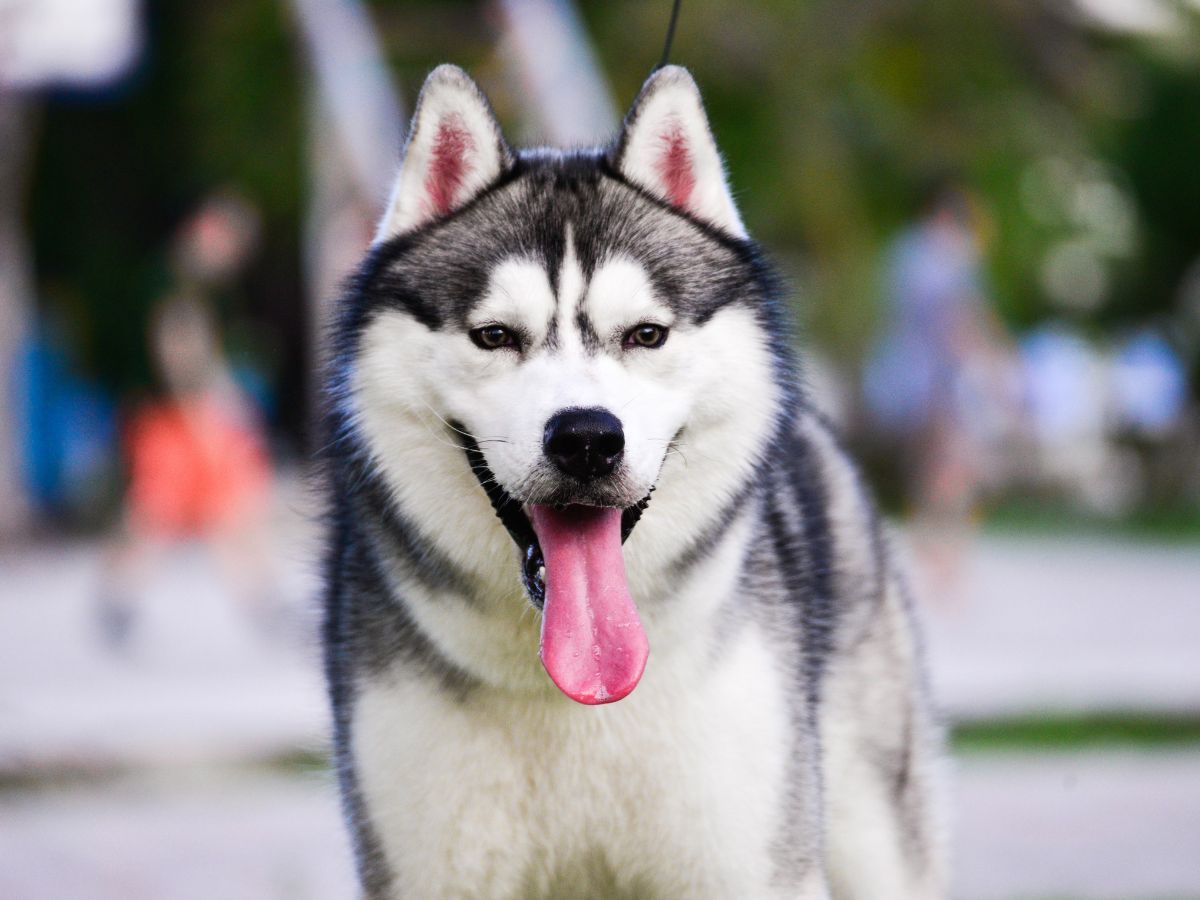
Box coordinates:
[820,573,948,899]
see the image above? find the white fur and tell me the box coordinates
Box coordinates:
[582,255,674,341]
[355,615,823,898]
[617,66,747,238]
[820,574,947,900]
[799,417,948,897]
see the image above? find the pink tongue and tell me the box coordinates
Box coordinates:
[528,505,649,705]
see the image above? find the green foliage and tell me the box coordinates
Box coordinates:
[580,0,1200,360]
[27,0,1200,403]
[31,1,303,395]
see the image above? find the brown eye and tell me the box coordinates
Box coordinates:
[469,325,518,350]
[624,323,669,349]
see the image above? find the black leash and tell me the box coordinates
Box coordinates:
[654,0,683,71]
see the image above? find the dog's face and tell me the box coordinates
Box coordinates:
[342,66,785,703]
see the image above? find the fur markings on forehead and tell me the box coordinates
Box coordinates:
[478,256,556,335]
[556,224,589,351]
[586,255,666,339]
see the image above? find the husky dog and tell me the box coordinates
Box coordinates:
[322,63,945,899]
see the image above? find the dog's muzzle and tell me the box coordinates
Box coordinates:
[455,427,650,609]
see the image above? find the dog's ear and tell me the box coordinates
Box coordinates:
[611,66,746,238]
[375,65,513,242]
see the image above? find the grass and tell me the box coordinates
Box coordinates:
[952,713,1200,754]
[5,717,1199,795]
[983,499,1200,543]
[266,717,1200,763]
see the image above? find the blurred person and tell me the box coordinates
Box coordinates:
[15,309,118,526]
[97,201,278,650]
[865,181,1017,600]
[171,190,262,287]
[1110,327,1187,440]
[1017,324,1189,514]
[1019,324,1121,512]
[1108,326,1192,511]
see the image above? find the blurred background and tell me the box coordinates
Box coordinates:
[1,0,1198,897]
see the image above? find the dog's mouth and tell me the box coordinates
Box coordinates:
[460,433,651,705]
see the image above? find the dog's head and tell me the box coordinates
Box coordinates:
[336,65,791,703]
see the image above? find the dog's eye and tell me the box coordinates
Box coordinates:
[469,325,518,350]
[624,323,669,349]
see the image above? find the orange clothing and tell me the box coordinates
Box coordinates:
[126,395,270,536]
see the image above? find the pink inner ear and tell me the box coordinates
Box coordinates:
[426,116,474,216]
[654,125,696,210]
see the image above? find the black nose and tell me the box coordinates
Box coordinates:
[543,408,625,481]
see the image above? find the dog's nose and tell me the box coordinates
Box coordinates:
[543,408,625,481]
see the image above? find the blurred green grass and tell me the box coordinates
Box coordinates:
[983,500,1200,543]
[953,713,1200,754]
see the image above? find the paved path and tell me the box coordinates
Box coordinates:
[953,750,1200,899]
[0,770,356,900]
[2,751,1198,899]
[0,539,329,775]
[921,534,1200,718]
[3,528,1198,772]
[2,516,1199,897]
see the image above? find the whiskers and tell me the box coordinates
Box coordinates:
[417,401,510,451]
[647,434,694,467]
[517,600,542,628]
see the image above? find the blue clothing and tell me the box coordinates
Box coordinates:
[14,323,116,516]
[866,222,983,432]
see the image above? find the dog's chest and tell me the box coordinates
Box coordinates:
[353,625,795,899]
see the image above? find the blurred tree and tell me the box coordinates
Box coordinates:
[577,0,1200,370]
[25,0,1200,444]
